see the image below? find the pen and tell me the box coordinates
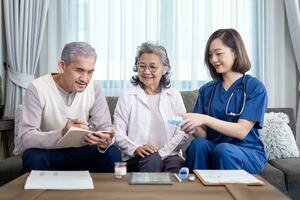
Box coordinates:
[173,173,182,182]
[66,117,94,130]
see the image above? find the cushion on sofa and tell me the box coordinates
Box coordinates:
[106,96,118,123]
[266,108,296,137]
[259,112,299,160]
[180,90,197,113]
[269,158,300,200]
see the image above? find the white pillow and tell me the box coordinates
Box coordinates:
[12,105,22,155]
[259,112,299,160]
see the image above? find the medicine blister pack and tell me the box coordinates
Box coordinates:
[168,115,183,126]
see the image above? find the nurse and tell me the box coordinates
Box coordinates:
[181,28,267,174]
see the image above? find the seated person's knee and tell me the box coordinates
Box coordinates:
[22,148,49,172]
[138,153,163,172]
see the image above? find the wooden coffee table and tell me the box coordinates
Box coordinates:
[0,173,289,200]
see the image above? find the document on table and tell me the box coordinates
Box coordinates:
[194,169,264,185]
[24,170,94,190]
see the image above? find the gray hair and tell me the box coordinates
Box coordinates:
[61,42,97,65]
[131,42,171,88]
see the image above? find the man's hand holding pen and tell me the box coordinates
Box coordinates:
[62,118,89,135]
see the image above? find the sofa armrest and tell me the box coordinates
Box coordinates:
[0,119,15,158]
[269,157,300,200]
[0,155,23,186]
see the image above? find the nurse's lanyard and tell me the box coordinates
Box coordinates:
[207,74,246,117]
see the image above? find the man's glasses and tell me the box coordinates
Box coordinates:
[136,64,161,73]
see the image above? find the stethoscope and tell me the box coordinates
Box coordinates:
[207,74,246,117]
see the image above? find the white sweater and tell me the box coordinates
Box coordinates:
[32,74,95,131]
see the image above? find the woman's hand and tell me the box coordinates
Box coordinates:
[135,144,158,158]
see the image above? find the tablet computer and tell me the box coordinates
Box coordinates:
[128,172,173,185]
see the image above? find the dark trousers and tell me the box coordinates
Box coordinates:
[22,145,122,173]
[126,153,185,173]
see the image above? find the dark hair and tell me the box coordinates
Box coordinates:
[204,28,251,81]
[130,42,171,89]
[61,41,97,65]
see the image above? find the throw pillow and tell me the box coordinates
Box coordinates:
[259,112,299,160]
[12,105,22,155]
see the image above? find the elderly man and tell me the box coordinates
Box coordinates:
[20,42,121,172]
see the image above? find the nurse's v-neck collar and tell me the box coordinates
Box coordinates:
[219,75,245,93]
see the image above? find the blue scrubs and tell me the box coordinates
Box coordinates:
[186,75,268,174]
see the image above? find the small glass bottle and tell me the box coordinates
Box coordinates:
[114,162,127,178]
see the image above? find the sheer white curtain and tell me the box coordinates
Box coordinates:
[284,0,300,147]
[258,1,297,111]
[3,0,49,117]
[257,0,298,144]
[41,0,259,95]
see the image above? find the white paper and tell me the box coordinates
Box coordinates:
[24,170,94,190]
[194,169,264,185]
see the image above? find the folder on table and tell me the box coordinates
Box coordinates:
[25,170,94,190]
[193,169,264,186]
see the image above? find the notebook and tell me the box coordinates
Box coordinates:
[194,169,264,186]
[128,172,173,185]
[56,127,111,148]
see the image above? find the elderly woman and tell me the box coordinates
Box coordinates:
[114,42,189,172]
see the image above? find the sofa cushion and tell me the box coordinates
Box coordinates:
[106,96,118,123]
[259,112,299,160]
[267,108,296,137]
[180,90,197,113]
[269,158,300,200]
[0,156,23,186]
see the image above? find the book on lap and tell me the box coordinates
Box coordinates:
[193,169,264,186]
[56,127,92,148]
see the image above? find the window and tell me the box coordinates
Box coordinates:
[53,0,259,95]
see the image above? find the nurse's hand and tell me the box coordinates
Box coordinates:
[179,113,208,137]
[135,144,158,158]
